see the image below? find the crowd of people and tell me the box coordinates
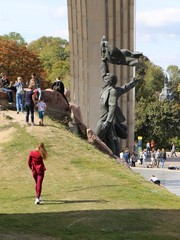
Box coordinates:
[119,141,178,169]
[0,73,67,126]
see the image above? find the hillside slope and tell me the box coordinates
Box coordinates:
[0,110,180,240]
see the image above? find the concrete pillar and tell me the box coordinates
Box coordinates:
[67,0,135,150]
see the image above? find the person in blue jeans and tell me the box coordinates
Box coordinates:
[123,148,130,164]
[14,76,25,113]
[160,148,166,169]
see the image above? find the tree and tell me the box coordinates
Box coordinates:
[166,65,180,102]
[135,98,180,149]
[3,32,26,45]
[0,37,45,84]
[135,58,165,102]
[135,59,180,150]
[28,36,70,86]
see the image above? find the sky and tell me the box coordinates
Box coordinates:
[0,0,180,71]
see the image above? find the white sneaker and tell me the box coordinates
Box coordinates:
[39,197,44,202]
[35,198,40,204]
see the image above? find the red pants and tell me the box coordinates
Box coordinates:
[32,171,44,198]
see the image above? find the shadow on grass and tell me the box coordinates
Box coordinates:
[43,199,108,205]
[0,209,180,240]
[68,184,120,192]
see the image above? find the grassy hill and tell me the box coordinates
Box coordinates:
[0,111,180,240]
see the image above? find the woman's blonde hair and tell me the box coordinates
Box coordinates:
[17,76,22,82]
[37,142,48,160]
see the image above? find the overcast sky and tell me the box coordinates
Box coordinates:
[0,0,180,71]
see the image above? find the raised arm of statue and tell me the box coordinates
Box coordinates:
[101,58,109,78]
[116,77,138,97]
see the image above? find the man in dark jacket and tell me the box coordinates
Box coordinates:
[52,76,69,104]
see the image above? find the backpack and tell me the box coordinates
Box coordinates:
[53,80,64,94]
[53,81,61,91]
[33,89,39,101]
[17,83,24,94]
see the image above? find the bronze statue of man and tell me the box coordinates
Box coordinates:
[95,37,140,156]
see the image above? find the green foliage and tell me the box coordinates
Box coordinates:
[135,59,180,149]
[2,32,26,45]
[28,36,70,87]
[166,65,180,101]
[136,59,164,101]
[1,33,70,88]
[135,98,180,149]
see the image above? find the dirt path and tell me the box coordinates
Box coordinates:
[0,109,49,142]
[0,109,40,126]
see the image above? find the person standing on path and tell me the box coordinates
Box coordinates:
[150,148,156,167]
[25,84,36,126]
[14,76,25,113]
[142,149,147,166]
[29,73,42,101]
[171,142,177,157]
[28,142,48,204]
[160,148,166,169]
[150,140,155,151]
[155,149,161,168]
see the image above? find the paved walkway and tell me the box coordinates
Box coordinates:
[132,152,180,197]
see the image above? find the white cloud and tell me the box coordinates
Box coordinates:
[136,7,180,46]
[137,8,180,27]
[136,6,180,69]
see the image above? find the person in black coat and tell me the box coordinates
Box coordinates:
[52,77,69,104]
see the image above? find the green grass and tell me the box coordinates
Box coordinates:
[0,114,180,239]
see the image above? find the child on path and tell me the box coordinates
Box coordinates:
[28,142,48,204]
[36,97,46,126]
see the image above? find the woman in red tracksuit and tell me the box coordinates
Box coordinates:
[28,142,48,204]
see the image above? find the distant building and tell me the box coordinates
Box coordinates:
[159,75,174,101]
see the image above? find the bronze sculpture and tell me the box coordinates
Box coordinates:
[95,37,141,156]
[101,36,142,66]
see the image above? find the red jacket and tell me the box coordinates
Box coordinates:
[28,150,46,174]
